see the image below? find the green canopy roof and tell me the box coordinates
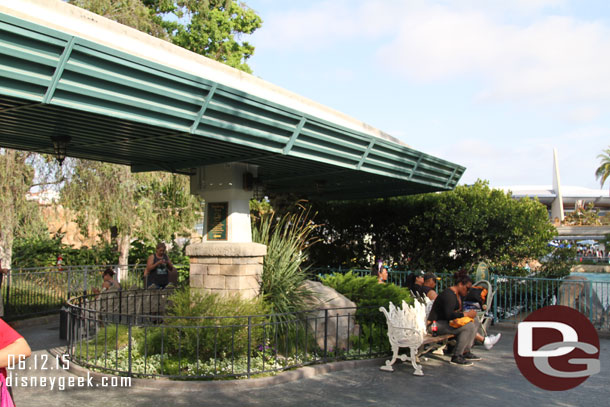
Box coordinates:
[0,4,465,200]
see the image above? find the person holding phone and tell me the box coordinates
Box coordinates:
[144,243,176,288]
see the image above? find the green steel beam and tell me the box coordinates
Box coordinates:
[356,139,376,170]
[408,154,424,180]
[445,167,458,188]
[283,117,306,155]
[190,83,217,133]
[43,36,75,104]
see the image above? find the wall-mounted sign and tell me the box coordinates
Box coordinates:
[207,202,228,241]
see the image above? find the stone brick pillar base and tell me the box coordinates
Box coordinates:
[185,242,267,299]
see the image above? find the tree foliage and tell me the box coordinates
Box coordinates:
[69,0,167,38]
[309,180,556,274]
[538,246,577,279]
[12,235,116,269]
[60,160,201,267]
[0,149,47,268]
[595,147,610,192]
[71,0,262,72]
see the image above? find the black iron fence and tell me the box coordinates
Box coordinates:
[66,290,389,380]
[5,265,610,330]
[1,265,166,320]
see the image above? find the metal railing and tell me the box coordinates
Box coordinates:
[313,267,454,291]
[573,256,610,264]
[0,264,185,320]
[491,275,610,330]
[66,290,389,380]
[5,264,610,332]
[315,268,610,331]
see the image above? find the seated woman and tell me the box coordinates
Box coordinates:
[101,268,121,291]
[92,268,121,295]
[421,272,439,301]
[378,266,388,284]
[406,271,425,298]
[371,258,388,284]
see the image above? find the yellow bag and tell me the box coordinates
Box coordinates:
[450,316,473,328]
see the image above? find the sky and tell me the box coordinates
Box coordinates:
[243,0,610,190]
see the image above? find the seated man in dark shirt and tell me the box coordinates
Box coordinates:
[427,270,480,366]
[421,272,438,301]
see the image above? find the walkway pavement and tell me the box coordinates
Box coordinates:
[9,320,610,407]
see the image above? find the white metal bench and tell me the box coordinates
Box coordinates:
[379,300,454,376]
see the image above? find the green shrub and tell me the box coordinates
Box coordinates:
[12,235,117,268]
[538,246,577,279]
[320,271,413,325]
[136,288,269,362]
[320,271,413,309]
[320,272,412,351]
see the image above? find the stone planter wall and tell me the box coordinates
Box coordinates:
[186,242,267,299]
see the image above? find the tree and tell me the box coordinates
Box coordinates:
[61,160,201,277]
[71,0,262,73]
[309,181,556,274]
[595,147,610,193]
[0,150,47,269]
[70,0,167,38]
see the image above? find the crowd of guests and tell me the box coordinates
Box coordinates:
[373,261,502,367]
[576,247,608,262]
[550,240,609,262]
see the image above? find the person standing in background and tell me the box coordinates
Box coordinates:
[144,243,177,288]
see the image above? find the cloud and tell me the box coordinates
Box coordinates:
[435,138,549,187]
[250,0,404,51]
[253,1,609,107]
[378,6,610,105]
[565,106,602,122]
[438,0,567,16]
[436,127,609,188]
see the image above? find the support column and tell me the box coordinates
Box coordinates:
[187,163,265,298]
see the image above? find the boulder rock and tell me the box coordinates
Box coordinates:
[558,276,608,329]
[301,280,358,352]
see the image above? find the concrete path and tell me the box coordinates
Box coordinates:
[8,321,610,407]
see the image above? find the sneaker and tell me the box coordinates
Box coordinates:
[450,355,474,366]
[484,333,502,350]
[462,351,481,361]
